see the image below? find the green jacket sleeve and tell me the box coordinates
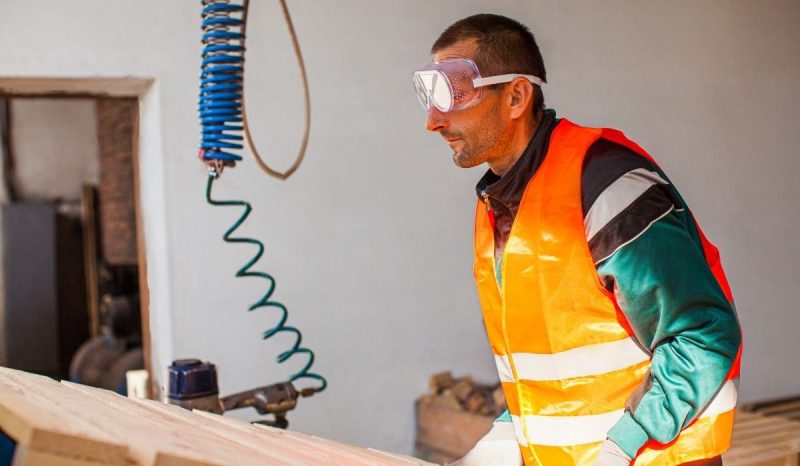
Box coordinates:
[601,210,741,458]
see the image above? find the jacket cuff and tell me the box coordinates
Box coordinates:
[607,412,649,459]
[494,409,512,423]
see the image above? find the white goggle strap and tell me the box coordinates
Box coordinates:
[472,74,544,88]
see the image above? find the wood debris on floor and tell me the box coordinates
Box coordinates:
[415,371,504,464]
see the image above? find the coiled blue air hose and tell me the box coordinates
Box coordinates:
[199,0,326,394]
[199,1,246,163]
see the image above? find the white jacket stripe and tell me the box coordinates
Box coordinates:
[494,337,650,382]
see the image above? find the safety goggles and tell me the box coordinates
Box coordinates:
[412,58,543,112]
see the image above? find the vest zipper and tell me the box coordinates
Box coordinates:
[481,191,493,212]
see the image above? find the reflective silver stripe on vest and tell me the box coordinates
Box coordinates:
[511,409,626,447]
[494,337,650,383]
[510,380,738,447]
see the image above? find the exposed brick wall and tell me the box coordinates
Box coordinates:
[96,98,138,266]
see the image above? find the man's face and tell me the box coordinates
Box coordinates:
[426,40,510,169]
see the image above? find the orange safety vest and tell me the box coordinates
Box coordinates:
[473,119,740,465]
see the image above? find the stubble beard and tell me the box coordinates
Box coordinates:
[450,107,503,169]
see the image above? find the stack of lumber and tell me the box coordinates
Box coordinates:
[723,411,800,466]
[741,396,800,423]
[414,372,504,464]
[723,397,800,466]
[0,366,432,466]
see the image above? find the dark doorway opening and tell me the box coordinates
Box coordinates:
[0,96,146,394]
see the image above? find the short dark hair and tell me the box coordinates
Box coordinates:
[432,14,547,112]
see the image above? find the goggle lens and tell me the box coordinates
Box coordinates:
[412,73,430,109]
[412,59,482,112]
[446,67,478,109]
[413,71,454,112]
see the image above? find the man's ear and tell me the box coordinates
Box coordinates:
[508,78,535,119]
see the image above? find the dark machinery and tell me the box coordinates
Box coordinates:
[166,359,315,429]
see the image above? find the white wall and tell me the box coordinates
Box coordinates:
[1,0,798,455]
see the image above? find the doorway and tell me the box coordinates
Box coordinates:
[0,79,153,396]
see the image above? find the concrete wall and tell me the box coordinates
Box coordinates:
[1,0,798,455]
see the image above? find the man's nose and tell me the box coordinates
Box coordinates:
[425,107,449,132]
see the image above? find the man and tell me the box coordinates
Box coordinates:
[412,14,741,466]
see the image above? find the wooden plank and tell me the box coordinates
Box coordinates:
[130,97,154,400]
[62,381,288,466]
[724,410,800,466]
[1,368,245,465]
[733,415,782,430]
[132,398,431,465]
[0,78,152,98]
[727,438,800,460]
[194,407,432,465]
[0,368,130,464]
[70,381,432,466]
[11,444,102,466]
[248,425,387,466]
[723,446,799,466]
[366,447,434,465]
[0,367,432,466]
[252,423,433,465]
[134,398,327,465]
[784,412,800,422]
[81,184,100,338]
[756,399,800,417]
[734,425,800,443]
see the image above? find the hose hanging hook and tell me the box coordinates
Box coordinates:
[198,0,310,181]
[241,0,311,180]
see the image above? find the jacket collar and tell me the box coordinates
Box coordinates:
[475,109,559,209]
